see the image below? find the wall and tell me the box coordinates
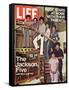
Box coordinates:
[58,31,66,76]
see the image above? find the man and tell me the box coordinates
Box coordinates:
[23,15,32,48]
[44,22,51,59]
[49,52,59,83]
[54,42,64,82]
[45,16,54,28]
[50,25,59,49]
[32,18,39,39]
[33,17,46,55]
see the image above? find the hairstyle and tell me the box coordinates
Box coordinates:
[25,15,31,19]
[52,25,56,29]
[55,42,61,47]
[50,51,56,57]
[39,16,44,22]
[33,18,38,22]
[45,22,50,28]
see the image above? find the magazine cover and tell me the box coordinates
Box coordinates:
[9,4,67,86]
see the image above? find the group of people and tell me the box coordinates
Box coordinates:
[49,42,64,83]
[18,15,64,83]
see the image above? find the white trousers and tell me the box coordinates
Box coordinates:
[50,71,59,83]
[33,34,44,55]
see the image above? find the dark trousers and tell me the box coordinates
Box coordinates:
[58,59,63,81]
[44,40,50,60]
[49,41,55,49]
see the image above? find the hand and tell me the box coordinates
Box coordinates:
[58,57,63,59]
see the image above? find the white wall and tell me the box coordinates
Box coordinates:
[58,31,66,75]
[0,0,69,90]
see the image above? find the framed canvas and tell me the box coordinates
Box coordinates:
[9,3,67,86]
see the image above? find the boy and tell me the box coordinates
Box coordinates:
[49,52,59,82]
[33,17,46,55]
[32,18,39,39]
[23,15,32,48]
[44,22,51,59]
[54,42,64,82]
[50,25,59,49]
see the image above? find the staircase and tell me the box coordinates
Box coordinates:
[38,55,51,83]
[44,60,51,83]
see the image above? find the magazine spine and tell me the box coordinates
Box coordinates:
[9,4,15,86]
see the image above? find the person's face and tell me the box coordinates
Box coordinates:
[45,17,48,22]
[55,45,60,50]
[26,17,31,21]
[40,19,43,24]
[52,53,55,58]
[52,27,56,33]
[33,19,37,23]
[46,24,49,29]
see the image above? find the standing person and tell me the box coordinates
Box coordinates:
[49,52,59,83]
[50,25,59,49]
[48,47,54,59]
[54,42,64,82]
[32,18,39,39]
[44,23,51,60]
[45,16,54,28]
[23,15,32,48]
[45,16,49,25]
[33,17,46,55]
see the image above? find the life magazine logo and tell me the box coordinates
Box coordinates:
[15,5,42,20]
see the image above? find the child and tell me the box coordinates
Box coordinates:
[33,17,46,55]
[44,23,51,59]
[49,52,59,83]
[23,15,32,48]
[54,42,64,82]
[50,25,59,49]
[32,18,39,39]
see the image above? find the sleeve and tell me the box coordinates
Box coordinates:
[61,49,64,57]
[56,32,60,41]
[41,24,46,34]
[43,24,46,33]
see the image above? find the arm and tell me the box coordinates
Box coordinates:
[57,57,64,59]
[44,28,55,43]
[57,49,64,60]
[56,32,60,41]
